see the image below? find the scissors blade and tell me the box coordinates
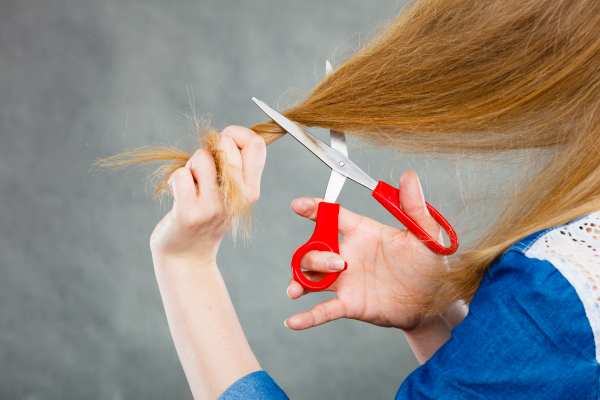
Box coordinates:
[251,97,378,191]
[324,131,348,202]
[330,130,348,156]
[324,168,346,202]
[323,60,348,203]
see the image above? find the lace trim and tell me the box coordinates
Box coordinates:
[524,211,600,362]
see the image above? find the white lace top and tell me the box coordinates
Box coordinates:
[524,211,600,362]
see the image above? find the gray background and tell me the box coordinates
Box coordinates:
[0,0,511,398]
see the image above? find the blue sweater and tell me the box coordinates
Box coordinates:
[220,213,600,399]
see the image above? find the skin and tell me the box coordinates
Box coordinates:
[150,126,466,398]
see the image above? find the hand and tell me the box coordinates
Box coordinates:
[149,126,267,263]
[285,171,449,332]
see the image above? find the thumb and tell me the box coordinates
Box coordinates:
[284,298,347,330]
[399,171,439,238]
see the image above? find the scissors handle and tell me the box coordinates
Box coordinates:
[372,181,459,255]
[291,202,347,291]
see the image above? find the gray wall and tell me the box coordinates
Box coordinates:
[0,0,508,398]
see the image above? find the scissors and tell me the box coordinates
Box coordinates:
[252,62,459,292]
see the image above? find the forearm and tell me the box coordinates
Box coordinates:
[403,301,468,364]
[153,254,260,399]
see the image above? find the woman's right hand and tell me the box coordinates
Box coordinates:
[285,171,453,332]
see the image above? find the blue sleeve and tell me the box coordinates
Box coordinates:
[396,248,599,400]
[219,371,289,400]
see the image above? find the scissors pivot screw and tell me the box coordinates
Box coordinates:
[338,161,345,167]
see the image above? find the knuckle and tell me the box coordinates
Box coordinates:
[218,133,233,147]
[306,252,321,269]
[169,168,189,192]
[191,148,211,166]
[191,148,204,160]
[303,251,314,264]
[221,125,242,137]
[171,167,188,180]
[198,148,212,161]
[221,125,238,135]
[300,254,311,269]
[250,134,266,147]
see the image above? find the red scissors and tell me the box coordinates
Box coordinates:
[252,65,459,292]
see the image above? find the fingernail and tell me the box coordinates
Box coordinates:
[327,256,346,271]
[283,319,289,329]
[415,175,426,205]
[415,174,424,195]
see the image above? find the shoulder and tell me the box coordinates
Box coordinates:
[497,210,600,362]
[219,371,289,400]
[397,211,600,399]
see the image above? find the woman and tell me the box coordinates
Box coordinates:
[149,125,597,399]
[109,0,600,398]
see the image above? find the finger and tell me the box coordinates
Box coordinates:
[300,250,346,273]
[286,271,337,300]
[286,279,304,299]
[399,170,439,236]
[290,197,362,234]
[221,125,266,201]
[284,298,347,330]
[169,167,197,207]
[217,134,243,185]
[188,148,219,203]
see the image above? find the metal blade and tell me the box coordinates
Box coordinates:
[324,131,348,202]
[330,130,348,156]
[323,60,348,203]
[324,169,346,203]
[251,97,378,191]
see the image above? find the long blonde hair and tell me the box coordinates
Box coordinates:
[99,0,600,309]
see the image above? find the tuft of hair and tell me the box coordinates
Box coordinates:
[203,130,253,241]
[96,129,252,241]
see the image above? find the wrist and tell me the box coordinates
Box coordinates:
[151,250,219,270]
[152,252,221,295]
[401,299,467,335]
[401,313,451,364]
[401,313,447,336]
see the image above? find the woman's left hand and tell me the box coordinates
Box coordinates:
[149,126,267,264]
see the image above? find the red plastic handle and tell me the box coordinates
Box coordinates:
[372,181,459,255]
[291,202,347,291]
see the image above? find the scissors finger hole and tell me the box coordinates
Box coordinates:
[299,270,326,281]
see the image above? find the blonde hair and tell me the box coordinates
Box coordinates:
[98,0,600,310]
